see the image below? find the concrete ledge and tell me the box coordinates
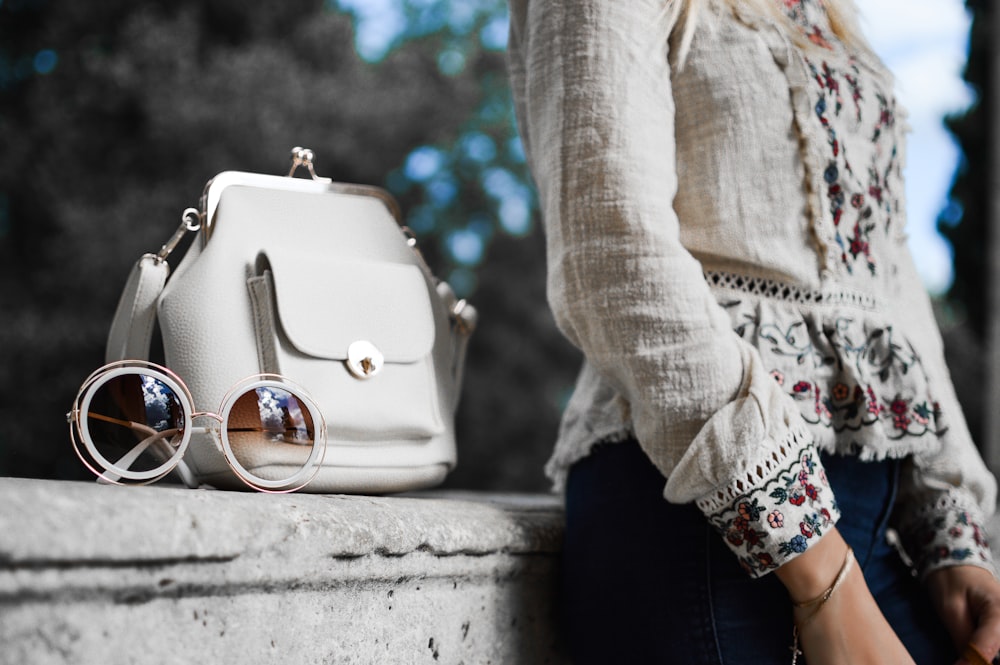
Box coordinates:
[7,477,997,665]
[0,478,567,665]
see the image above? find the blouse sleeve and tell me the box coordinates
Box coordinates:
[507,0,841,577]
[888,247,997,579]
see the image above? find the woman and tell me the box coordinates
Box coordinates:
[506,0,1000,662]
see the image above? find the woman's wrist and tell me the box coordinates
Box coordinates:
[775,527,852,603]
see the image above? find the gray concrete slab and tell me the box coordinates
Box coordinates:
[3,477,999,665]
[0,479,566,665]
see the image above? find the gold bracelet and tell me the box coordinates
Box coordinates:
[794,545,855,617]
[789,545,855,665]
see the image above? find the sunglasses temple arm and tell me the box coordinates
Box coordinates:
[96,429,179,485]
[85,411,160,437]
[173,459,200,489]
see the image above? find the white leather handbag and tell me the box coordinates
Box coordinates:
[104,148,476,493]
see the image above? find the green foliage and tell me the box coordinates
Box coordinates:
[0,0,578,489]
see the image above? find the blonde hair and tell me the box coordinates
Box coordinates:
[664,0,866,65]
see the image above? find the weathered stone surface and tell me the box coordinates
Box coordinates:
[5,477,1000,665]
[0,479,567,665]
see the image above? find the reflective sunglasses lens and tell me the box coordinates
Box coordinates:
[226,386,319,487]
[80,372,186,482]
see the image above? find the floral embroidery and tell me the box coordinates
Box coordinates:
[783,378,944,438]
[808,55,887,277]
[724,304,948,440]
[781,0,834,50]
[770,452,836,556]
[898,501,993,574]
[725,497,768,553]
[871,92,896,143]
[844,70,862,122]
[869,92,901,234]
[707,447,838,576]
[779,0,903,277]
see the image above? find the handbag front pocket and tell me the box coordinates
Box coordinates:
[249,249,445,444]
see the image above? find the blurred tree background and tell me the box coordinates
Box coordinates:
[0,0,992,488]
[0,0,580,490]
[937,0,991,448]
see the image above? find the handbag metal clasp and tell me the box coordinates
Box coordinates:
[346,340,384,379]
[288,146,330,182]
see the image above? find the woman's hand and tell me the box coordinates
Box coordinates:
[926,565,1000,665]
[776,528,915,664]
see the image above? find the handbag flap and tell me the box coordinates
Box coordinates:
[265,249,436,363]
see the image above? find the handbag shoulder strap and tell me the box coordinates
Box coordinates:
[105,254,170,363]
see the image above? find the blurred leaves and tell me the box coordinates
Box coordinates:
[935,0,992,447]
[938,0,991,340]
[0,0,579,489]
[332,0,533,296]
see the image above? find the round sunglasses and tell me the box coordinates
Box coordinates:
[67,360,326,493]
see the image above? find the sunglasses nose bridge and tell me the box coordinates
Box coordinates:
[191,410,224,424]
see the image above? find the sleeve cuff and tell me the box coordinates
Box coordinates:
[896,490,995,579]
[697,432,841,578]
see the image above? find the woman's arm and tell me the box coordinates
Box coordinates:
[886,241,1000,662]
[509,0,920,659]
[509,0,839,576]
[778,528,915,664]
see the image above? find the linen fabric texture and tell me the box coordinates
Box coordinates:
[507,0,996,578]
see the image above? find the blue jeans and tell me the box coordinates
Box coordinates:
[562,439,955,664]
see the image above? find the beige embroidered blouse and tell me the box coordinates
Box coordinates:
[507,0,997,577]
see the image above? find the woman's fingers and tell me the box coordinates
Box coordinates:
[960,590,1000,664]
[927,565,1000,665]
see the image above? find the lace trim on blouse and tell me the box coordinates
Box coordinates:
[705,270,878,310]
